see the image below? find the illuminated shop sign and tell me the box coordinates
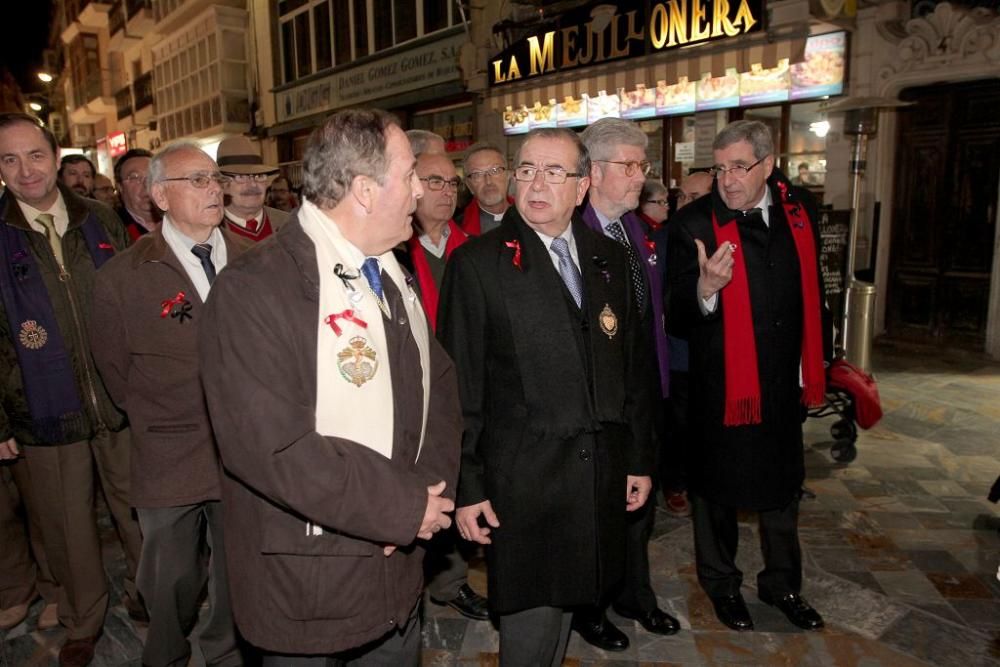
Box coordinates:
[490,0,764,86]
[501,31,846,135]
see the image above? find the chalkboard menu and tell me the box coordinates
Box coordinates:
[818,209,851,324]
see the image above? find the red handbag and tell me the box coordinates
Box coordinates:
[827,359,883,429]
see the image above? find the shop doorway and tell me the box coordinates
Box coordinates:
[886,80,1000,350]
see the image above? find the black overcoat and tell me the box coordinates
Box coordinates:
[438,209,655,614]
[666,169,828,510]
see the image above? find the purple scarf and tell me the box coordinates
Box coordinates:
[0,203,115,443]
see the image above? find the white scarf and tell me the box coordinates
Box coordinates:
[299,200,430,460]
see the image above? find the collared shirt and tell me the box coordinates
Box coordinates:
[701,187,773,314]
[224,208,265,231]
[417,223,450,259]
[593,208,635,247]
[19,191,70,236]
[478,204,505,235]
[161,215,228,303]
[533,224,580,273]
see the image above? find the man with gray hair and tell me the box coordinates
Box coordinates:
[667,120,829,633]
[576,117,677,650]
[199,109,462,664]
[406,128,447,156]
[457,142,511,236]
[91,142,246,667]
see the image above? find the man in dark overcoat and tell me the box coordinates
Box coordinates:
[667,120,830,633]
[199,109,462,665]
[438,127,655,666]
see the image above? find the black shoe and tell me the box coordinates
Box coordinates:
[572,612,629,651]
[710,594,754,631]
[613,605,680,635]
[431,584,489,621]
[759,592,824,631]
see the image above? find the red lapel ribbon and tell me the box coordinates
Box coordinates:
[160,291,186,318]
[325,309,368,336]
[505,240,522,271]
[98,242,113,251]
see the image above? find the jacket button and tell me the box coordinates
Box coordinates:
[767,260,775,269]
[397,316,407,326]
[774,319,783,328]
[579,449,591,461]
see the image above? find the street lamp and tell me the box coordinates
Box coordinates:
[38,72,54,83]
[818,95,912,372]
[29,102,42,111]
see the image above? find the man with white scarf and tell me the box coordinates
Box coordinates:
[199,108,462,665]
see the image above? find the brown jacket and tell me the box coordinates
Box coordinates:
[90,228,250,508]
[198,218,462,654]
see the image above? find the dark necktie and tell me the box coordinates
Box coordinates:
[245,217,259,233]
[607,220,645,308]
[550,237,583,308]
[361,257,384,300]
[191,243,216,284]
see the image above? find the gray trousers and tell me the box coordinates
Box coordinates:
[498,606,573,667]
[260,603,420,667]
[136,501,240,667]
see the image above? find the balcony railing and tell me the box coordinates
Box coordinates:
[134,71,154,110]
[115,85,133,119]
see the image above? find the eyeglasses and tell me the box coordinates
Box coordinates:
[466,166,507,182]
[594,159,652,177]
[709,157,766,179]
[159,173,231,188]
[513,165,583,184]
[122,173,147,185]
[419,176,461,192]
[645,199,668,206]
[223,172,273,182]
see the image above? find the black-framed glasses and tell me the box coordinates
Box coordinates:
[419,176,461,191]
[466,166,507,182]
[594,159,652,177]
[223,172,273,182]
[159,173,231,188]
[645,198,668,206]
[513,165,583,184]
[709,157,766,179]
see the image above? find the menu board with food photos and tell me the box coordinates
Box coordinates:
[499,32,847,135]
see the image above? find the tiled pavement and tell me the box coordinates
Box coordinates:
[3,342,999,666]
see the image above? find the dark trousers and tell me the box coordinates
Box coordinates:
[691,493,802,600]
[660,371,690,493]
[22,429,143,639]
[0,459,57,609]
[136,501,239,667]
[260,603,420,667]
[499,606,572,667]
[424,527,471,602]
[613,498,657,613]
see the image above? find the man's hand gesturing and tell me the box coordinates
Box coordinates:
[696,239,736,301]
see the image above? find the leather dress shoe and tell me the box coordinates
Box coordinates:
[710,594,754,631]
[760,592,824,630]
[59,634,99,667]
[613,605,680,635]
[572,612,629,651]
[431,584,489,621]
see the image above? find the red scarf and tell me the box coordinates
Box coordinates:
[459,197,512,236]
[712,183,825,426]
[408,220,468,331]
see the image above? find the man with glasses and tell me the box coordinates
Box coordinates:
[440,127,654,666]
[115,148,161,241]
[667,121,829,633]
[91,142,245,667]
[458,142,511,236]
[92,174,118,208]
[574,117,678,650]
[0,112,143,667]
[216,135,290,242]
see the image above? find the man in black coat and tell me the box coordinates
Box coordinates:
[439,128,655,666]
[667,120,830,633]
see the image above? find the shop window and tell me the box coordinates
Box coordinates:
[333,0,351,65]
[394,0,417,44]
[295,12,312,78]
[374,0,393,52]
[314,2,333,71]
[423,0,450,33]
[353,0,370,58]
[785,102,827,189]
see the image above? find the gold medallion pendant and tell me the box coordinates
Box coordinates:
[599,304,619,339]
[337,336,379,387]
[18,320,48,350]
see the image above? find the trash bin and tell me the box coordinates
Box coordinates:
[842,281,877,374]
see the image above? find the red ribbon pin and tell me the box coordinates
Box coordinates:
[324,309,368,336]
[505,240,522,271]
[160,291,186,318]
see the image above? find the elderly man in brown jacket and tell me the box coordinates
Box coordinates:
[199,109,462,665]
[90,142,247,667]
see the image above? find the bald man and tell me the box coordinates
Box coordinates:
[677,171,713,210]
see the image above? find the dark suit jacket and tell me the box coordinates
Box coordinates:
[90,228,249,508]
[667,169,828,510]
[438,208,654,614]
[198,217,462,654]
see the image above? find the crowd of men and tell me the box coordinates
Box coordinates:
[0,108,829,666]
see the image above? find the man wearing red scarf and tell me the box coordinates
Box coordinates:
[667,121,830,634]
[457,143,512,237]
